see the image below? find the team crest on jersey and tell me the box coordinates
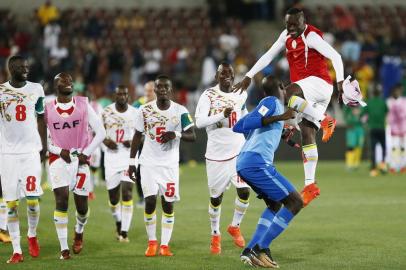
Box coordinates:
[171,116,179,125]
[0,87,28,121]
[142,104,169,140]
[292,40,297,49]
[206,89,236,116]
[102,107,126,130]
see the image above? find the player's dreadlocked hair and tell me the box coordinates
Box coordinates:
[286,7,304,15]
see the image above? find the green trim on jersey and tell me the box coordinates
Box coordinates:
[35,96,45,114]
[181,113,194,130]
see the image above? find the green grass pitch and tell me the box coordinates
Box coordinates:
[0,161,405,269]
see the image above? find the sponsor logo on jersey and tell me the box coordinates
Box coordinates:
[53,120,81,130]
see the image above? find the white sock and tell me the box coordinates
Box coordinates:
[208,203,221,235]
[288,96,325,122]
[7,201,22,254]
[26,198,40,238]
[75,210,89,234]
[121,200,133,233]
[54,210,68,251]
[109,201,122,223]
[161,212,174,246]
[303,144,318,186]
[231,197,249,227]
[0,198,7,231]
[144,211,157,241]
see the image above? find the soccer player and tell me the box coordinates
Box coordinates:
[387,84,406,173]
[195,63,250,254]
[343,106,365,171]
[102,85,138,242]
[128,75,196,257]
[0,55,47,263]
[45,72,105,259]
[132,81,156,208]
[233,7,344,206]
[233,75,301,268]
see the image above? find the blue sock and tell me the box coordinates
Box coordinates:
[247,208,275,249]
[258,207,294,249]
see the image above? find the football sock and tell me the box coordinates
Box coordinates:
[258,207,294,249]
[288,96,325,122]
[121,200,133,233]
[161,212,175,246]
[303,144,318,186]
[354,147,362,168]
[75,210,89,234]
[144,211,157,241]
[208,203,221,235]
[0,198,7,231]
[26,198,40,238]
[109,201,122,223]
[247,208,275,249]
[54,210,68,251]
[7,201,22,254]
[231,197,249,227]
[345,150,355,169]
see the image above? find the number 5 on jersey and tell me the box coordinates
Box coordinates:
[156,127,166,143]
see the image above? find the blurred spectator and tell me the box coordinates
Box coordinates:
[37,0,59,26]
[130,45,145,90]
[143,45,162,81]
[49,39,69,69]
[380,54,402,98]
[343,106,364,171]
[341,31,361,63]
[200,46,217,89]
[43,19,61,51]
[219,28,239,62]
[362,88,388,177]
[354,60,374,98]
[108,45,125,92]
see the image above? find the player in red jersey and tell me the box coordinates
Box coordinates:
[233,8,345,207]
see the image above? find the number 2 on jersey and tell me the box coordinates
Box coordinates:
[228,111,237,127]
[15,104,27,121]
[116,129,124,143]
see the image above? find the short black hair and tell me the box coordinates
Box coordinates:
[7,55,26,68]
[262,75,281,96]
[155,74,171,81]
[286,7,304,15]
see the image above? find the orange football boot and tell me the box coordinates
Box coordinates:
[6,253,23,264]
[320,115,336,142]
[28,236,40,257]
[145,240,158,257]
[227,225,245,248]
[210,234,221,254]
[159,245,173,256]
[301,183,320,207]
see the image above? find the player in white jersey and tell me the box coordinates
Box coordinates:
[129,75,196,257]
[0,55,47,263]
[0,131,12,243]
[195,63,250,254]
[102,85,138,242]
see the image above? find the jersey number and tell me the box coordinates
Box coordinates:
[228,111,237,127]
[26,176,36,191]
[76,173,86,189]
[116,129,124,143]
[15,104,27,121]
[156,127,166,143]
[165,183,175,197]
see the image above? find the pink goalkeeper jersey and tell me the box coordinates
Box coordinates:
[45,96,91,152]
[387,97,406,136]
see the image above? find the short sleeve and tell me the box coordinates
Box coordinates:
[255,97,276,117]
[134,108,145,132]
[35,84,45,114]
[180,106,194,131]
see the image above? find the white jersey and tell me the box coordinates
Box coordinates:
[195,85,247,161]
[135,100,194,168]
[102,103,138,172]
[0,81,45,154]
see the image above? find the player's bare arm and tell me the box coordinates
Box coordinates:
[262,108,296,126]
[103,138,118,150]
[60,149,71,163]
[160,127,196,143]
[78,153,88,165]
[128,130,143,181]
[223,107,233,118]
[37,114,47,162]
[122,140,131,148]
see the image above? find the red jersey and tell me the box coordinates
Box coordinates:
[285,25,332,84]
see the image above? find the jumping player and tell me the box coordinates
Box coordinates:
[233,8,345,206]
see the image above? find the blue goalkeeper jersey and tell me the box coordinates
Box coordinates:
[233,96,284,170]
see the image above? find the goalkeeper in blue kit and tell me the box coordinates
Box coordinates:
[233,76,303,268]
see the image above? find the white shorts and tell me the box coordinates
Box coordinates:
[140,165,179,202]
[0,152,43,201]
[294,76,333,128]
[48,157,91,196]
[206,157,250,198]
[105,169,133,190]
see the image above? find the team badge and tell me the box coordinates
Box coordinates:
[171,116,179,125]
[258,105,269,116]
[292,40,297,49]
